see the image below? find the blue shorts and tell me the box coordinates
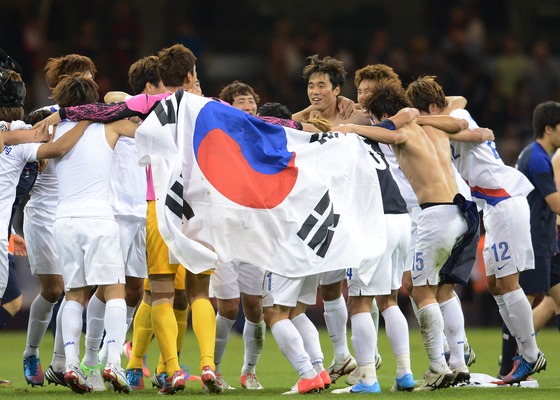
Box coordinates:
[2,255,22,303]
[519,255,550,295]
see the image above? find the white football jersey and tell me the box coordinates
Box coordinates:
[449,109,534,207]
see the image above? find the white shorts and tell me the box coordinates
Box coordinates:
[54,217,126,290]
[24,207,61,276]
[262,272,321,308]
[412,205,467,286]
[348,213,411,296]
[405,206,422,272]
[0,236,8,299]
[320,269,346,286]
[115,215,148,278]
[483,195,535,278]
[211,260,265,299]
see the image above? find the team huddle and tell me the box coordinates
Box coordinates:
[2,42,560,395]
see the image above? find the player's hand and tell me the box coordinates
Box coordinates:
[473,127,494,142]
[32,111,61,140]
[337,96,356,120]
[12,234,27,257]
[335,124,356,135]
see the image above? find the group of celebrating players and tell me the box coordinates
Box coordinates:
[1,40,559,395]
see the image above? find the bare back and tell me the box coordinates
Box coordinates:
[392,122,457,205]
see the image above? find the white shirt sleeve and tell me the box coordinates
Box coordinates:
[20,143,42,163]
[449,109,479,129]
[10,120,32,131]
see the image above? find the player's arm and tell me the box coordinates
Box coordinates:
[441,96,467,115]
[36,121,92,159]
[544,192,560,215]
[417,115,468,133]
[549,152,560,216]
[2,128,49,145]
[447,127,494,143]
[292,106,312,122]
[336,123,407,145]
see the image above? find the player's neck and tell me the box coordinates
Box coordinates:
[536,137,556,156]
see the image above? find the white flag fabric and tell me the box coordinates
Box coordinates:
[135,90,386,282]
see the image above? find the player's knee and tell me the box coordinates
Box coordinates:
[3,295,22,315]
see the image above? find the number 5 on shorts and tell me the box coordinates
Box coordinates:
[413,252,424,272]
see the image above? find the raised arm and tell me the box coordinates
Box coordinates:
[36,121,92,159]
[336,123,407,145]
[104,91,131,103]
[448,127,494,143]
[417,115,468,133]
[441,96,467,115]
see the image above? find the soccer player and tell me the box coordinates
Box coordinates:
[219,80,259,116]
[511,101,560,381]
[407,76,546,385]
[355,79,479,391]
[50,75,142,394]
[212,80,266,390]
[20,54,97,388]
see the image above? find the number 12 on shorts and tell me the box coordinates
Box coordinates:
[491,242,511,262]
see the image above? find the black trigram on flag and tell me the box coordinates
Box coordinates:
[165,173,195,221]
[309,131,340,145]
[297,191,339,258]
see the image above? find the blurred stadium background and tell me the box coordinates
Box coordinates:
[2,0,560,330]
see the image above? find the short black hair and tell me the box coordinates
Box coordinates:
[533,101,560,139]
[302,55,346,91]
[257,102,292,119]
[24,109,53,125]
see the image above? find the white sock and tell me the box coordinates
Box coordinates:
[242,319,265,375]
[439,298,466,368]
[126,306,136,333]
[395,354,412,378]
[292,313,324,373]
[24,294,57,358]
[359,362,378,386]
[454,292,470,352]
[503,289,539,361]
[270,319,314,377]
[381,305,411,377]
[493,294,521,348]
[104,299,127,367]
[371,299,380,362]
[417,303,446,373]
[98,337,109,366]
[215,313,235,374]
[84,295,106,368]
[323,295,349,362]
[51,298,67,372]
[350,312,376,367]
[62,300,84,368]
[409,297,420,325]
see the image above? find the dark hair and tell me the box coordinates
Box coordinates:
[354,64,401,88]
[129,56,161,95]
[157,44,196,88]
[219,80,260,105]
[24,109,53,125]
[51,73,99,108]
[364,79,412,120]
[257,102,292,119]
[44,54,97,90]
[0,71,24,121]
[533,101,560,139]
[302,55,346,90]
[405,76,446,113]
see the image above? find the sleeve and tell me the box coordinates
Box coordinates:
[20,143,42,163]
[449,109,479,129]
[61,101,144,122]
[258,116,303,130]
[10,120,31,130]
[528,156,557,198]
[375,119,396,130]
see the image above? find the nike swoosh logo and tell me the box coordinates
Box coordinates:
[413,275,421,280]
[498,264,506,270]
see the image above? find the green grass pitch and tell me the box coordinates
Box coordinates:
[1,326,559,398]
